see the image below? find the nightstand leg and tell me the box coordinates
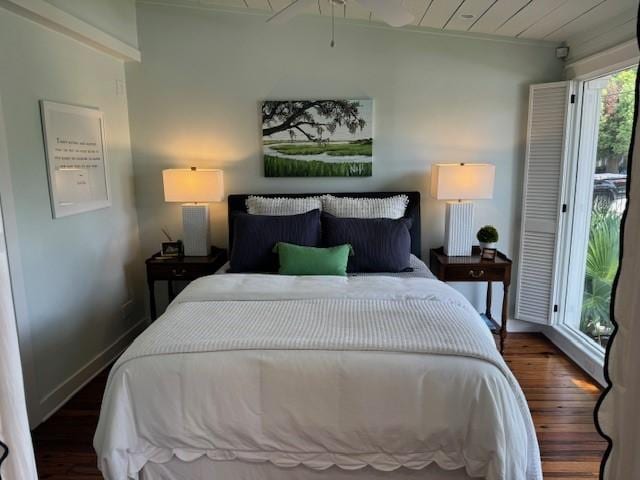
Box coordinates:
[500,283,509,354]
[485,282,493,319]
[148,279,157,321]
[168,280,175,301]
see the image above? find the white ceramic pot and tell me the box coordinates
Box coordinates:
[479,242,497,250]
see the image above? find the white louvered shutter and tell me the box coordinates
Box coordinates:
[515,81,575,325]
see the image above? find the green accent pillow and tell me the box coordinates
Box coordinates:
[273,242,353,276]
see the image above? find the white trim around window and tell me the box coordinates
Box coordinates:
[543,81,609,384]
[566,39,639,81]
[544,55,636,383]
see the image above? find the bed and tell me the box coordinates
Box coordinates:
[94,192,541,480]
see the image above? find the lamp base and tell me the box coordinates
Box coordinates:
[444,201,474,257]
[182,204,210,256]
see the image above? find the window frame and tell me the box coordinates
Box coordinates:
[552,65,637,375]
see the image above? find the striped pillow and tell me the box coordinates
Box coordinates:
[246,196,322,216]
[321,195,409,219]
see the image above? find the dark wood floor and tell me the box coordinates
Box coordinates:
[32,333,606,479]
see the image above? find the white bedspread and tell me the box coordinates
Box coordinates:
[94,275,541,480]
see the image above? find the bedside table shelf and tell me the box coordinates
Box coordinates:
[429,246,512,354]
[146,246,227,320]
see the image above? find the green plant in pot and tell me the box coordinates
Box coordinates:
[477,225,499,250]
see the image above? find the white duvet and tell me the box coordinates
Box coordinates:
[94,275,542,480]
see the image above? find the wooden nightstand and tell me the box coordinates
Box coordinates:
[146,246,227,320]
[429,246,512,354]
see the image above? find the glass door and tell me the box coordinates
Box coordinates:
[564,67,635,350]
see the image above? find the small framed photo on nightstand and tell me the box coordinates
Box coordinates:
[481,247,497,261]
[161,241,183,257]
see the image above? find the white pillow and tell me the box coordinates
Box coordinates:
[321,194,409,219]
[245,195,322,216]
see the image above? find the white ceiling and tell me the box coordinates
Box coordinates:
[168,0,638,42]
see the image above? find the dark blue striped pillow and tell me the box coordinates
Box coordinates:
[229,209,321,273]
[322,213,412,273]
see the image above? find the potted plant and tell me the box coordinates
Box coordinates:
[477,225,499,250]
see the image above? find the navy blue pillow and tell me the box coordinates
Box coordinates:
[322,213,412,273]
[229,210,321,273]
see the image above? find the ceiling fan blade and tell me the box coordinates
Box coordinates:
[354,0,414,27]
[266,0,316,24]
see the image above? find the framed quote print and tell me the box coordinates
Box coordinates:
[40,101,110,218]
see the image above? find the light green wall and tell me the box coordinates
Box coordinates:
[0,7,144,421]
[127,4,564,318]
[45,0,139,47]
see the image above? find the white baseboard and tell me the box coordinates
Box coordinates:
[543,325,606,387]
[37,318,148,426]
[507,318,543,333]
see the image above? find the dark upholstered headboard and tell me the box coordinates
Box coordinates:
[227,192,421,258]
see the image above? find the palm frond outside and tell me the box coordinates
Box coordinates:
[580,201,620,345]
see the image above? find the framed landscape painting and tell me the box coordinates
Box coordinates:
[262,99,373,177]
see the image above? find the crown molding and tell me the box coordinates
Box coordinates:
[0,0,141,62]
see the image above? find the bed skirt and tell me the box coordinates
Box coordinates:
[141,458,475,480]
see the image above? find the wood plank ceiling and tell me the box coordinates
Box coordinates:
[187,0,638,42]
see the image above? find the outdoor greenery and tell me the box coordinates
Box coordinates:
[580,201,620,346]
[597,69,636,173]
[477,225,499,243]
[264,155,372,177]
[577,69,635,348]
[270,140,372,157]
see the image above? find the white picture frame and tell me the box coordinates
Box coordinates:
[40,100,111,218]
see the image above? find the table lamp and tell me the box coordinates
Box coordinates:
[162,168,224,256]
[431,163,495,256]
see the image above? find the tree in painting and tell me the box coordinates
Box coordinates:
[262,100,366,141]
[262,100,373,177]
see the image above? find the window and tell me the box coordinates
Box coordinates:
[517,66,635,375]
[564,67,635,350]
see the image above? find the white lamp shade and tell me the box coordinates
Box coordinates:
[162,168,224,203]
[430,163,495,200]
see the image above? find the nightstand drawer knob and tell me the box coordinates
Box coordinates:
[468,269,485,279]
[172,268,187,277]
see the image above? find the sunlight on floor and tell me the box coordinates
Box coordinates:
[572,377,601,393]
